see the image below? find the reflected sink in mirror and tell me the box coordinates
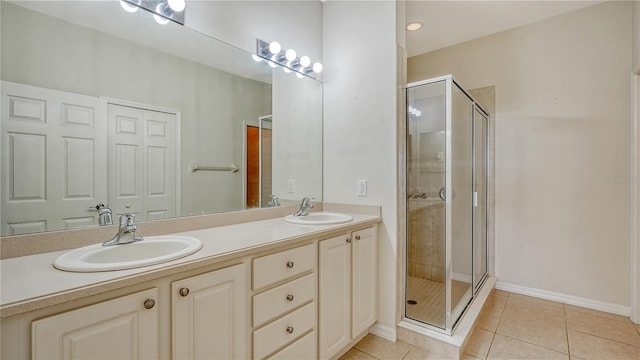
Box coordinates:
[284,212,353,225]
[53,236,202,272]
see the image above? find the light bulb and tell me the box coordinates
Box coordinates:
[252,54,263,62]
[285,49,297,61]
[416,110,422,117]
[299,56,311,68]
[312,62,323,73]
[268,41,281,55]
[154,3,170,24]
[296,72,304,79]
[167,0,185,12]
[154,13,170,24]
[120,0,139,13]
[268,55,278,68]
[283,67,291,73]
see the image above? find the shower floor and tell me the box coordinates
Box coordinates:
[405,276,471,327]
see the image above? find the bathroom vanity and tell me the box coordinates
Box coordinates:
[0,207,379,359]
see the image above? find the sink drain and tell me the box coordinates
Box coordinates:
[407,300,417,305]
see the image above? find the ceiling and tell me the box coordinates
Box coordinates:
[405,0,605,57]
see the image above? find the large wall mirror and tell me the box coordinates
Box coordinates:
[0,0,323,236]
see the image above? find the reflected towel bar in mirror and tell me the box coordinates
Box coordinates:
[189,163,239,173]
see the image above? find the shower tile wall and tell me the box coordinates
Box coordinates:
[408,202,445,281]
[407,131,445,283]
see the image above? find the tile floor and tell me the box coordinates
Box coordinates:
[340,290,640,360]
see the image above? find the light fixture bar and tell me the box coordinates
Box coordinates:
[121,0,185,25]
[255,39,322,80]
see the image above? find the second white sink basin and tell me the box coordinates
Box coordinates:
[54,236,202,272]
[284,212,353,225]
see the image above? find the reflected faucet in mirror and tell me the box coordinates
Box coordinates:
[102,214,144,246]
[268,195,280,207]
[94,204,113,226]
[293,197,314,217]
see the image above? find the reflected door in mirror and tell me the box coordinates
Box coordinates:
[1,82,107,235]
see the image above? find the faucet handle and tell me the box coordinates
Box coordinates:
[119,213,136,226]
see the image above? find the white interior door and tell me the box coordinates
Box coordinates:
[107,103,177,221]
[1,81,106,235]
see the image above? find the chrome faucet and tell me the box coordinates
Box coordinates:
[103,214,143,246]
[268,194,280,207]
[293,197,314,217]
[95,204,113,226]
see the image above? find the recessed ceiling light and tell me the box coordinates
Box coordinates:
[406,22,423,31]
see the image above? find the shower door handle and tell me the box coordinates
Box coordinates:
[439,187,446,201]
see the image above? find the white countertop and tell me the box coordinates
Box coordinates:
[1,212,379,318]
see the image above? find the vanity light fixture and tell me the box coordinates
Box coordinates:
[256,39,323,79]
[120,0,186,25]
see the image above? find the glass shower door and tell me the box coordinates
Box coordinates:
[473,108,488,293]
[405,80,447,329]
[447,81,473,326]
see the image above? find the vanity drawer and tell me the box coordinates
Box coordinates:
[267,330,316,360]
[253,273,315,327]
[253,302,315,360]
[253,243,315,290]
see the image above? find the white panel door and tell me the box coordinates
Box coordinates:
[1,81,107,235]
[352,226,377,336]
[107,104,176,221]
[319,234,352,360]
[32,288,159,360]
[172,264,246,360]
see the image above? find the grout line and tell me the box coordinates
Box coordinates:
[498,333,569,356]
[564,303,572,358]
[567,328,640,349]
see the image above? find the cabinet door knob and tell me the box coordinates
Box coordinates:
[286,326,294,334]
[346,237,352,243]
[143,299,155,309]
[286,261,294,269]
[355,235,361,240]
[179,288,190,297]
[286,294,294,302]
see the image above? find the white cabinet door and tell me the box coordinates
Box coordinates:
[318,234,352,360]
[107,103,177,222]
[32,288,158,360]
[172,264,246,360]
[1,81,107,235]
[352,227,377,336]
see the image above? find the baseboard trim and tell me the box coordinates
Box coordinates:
[496,281,630,316]
[370,323,396,342]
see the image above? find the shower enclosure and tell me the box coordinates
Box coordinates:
[404,75,489,333]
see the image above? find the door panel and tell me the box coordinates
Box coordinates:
[1,81,106,234]
[108,104,177,221]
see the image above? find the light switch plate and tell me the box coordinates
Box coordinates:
[357,179,367,196]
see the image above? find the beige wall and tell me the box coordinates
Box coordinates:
[633,1,639,74]
[1,3,272,216]
[409,1,633,307]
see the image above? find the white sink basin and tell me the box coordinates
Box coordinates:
[284,212,353,225]
[54,236,202,272]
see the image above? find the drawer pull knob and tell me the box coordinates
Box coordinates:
[355,235,361,240]
[179,288,190,297]
[346,237,352,243]
[286,326,294,334]
[286,294,294,302]
[286,261,294,269]
[143,299,155,309]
